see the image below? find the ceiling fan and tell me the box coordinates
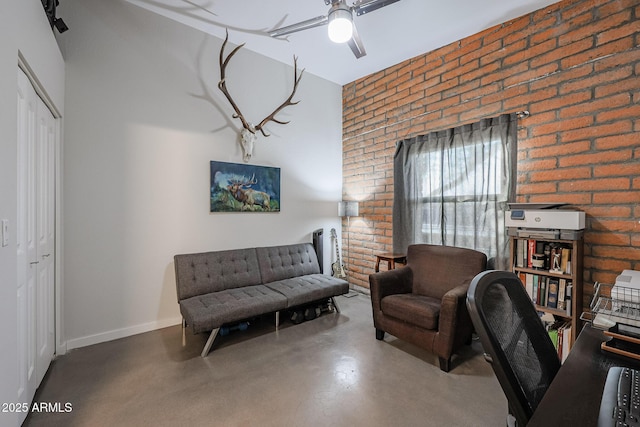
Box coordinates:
[269,0,401,59]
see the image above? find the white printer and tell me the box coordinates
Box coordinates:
[505,203,585,239]
[597,270,640,329]
[612,270,640,303]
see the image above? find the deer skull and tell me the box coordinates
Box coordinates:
[218,30,303,163]
[240,127,257,162]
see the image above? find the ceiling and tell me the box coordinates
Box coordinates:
[125,0,559,85]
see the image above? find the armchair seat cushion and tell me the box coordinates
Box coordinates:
[381,294,441,330]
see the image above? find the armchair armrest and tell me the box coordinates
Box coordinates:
[438,282,472,346]
[442,283,469,303]
[369,267,413,312]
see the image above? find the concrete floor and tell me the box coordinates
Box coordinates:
[24,293,507,427]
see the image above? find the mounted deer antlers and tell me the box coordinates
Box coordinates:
[218,30,304,162]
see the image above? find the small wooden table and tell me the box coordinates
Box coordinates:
[375,253,407,272]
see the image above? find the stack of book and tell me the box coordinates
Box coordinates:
[519,272,572,315]
[542,314,572,363]
[515,238,573,274]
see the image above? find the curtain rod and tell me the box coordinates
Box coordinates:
[348,110,532,143]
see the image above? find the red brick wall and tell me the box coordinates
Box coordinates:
[341,0,640,308]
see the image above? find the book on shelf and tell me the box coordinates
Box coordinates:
[548,327,558,349]
[561,247,572,274]
[547,278,559,309]
[532,275,539,304]
[543,243,551,270]
[516,239,525,268]
[539,276,547,306]
[522,272,533,299]
[565,282,573,316]
[558,279,566,310]
[527,239,536,268]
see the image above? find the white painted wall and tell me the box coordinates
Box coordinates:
[58,0,343,349]
[0,1,64,426]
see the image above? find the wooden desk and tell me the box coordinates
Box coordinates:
[528,324,640,426]
[375,253,407,272]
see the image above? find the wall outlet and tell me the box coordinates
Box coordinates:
[1,219,8,247]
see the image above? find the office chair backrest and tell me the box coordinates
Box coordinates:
[466,270,561,427]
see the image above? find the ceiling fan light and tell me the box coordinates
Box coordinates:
[328,8,353,43]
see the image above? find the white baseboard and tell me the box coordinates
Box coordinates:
[65,316,182,351]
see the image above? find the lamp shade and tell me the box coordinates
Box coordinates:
[338,201,359,217]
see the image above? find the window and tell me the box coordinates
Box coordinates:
[393,114,517,269]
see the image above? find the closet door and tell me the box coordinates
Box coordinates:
[16,67,56,406]
[35,98,56,385]
[17,68,38,403]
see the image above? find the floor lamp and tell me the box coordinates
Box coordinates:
[338,201,359,272]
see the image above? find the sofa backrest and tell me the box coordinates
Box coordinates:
[174,248,262,301]
[256,243,321,284]
[408,244,487,299]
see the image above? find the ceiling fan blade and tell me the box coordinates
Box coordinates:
[269,15,329,38]
[352,0,401,16]
[347,22,366,58]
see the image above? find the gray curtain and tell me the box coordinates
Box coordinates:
[393,113,517,269]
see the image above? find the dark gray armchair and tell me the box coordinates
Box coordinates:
[369,244,487,372]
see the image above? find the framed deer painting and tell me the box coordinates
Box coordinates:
[210,161,281,213]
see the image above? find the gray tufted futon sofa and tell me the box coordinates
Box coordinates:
[174,242,349,357]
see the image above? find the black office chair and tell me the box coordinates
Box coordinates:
[466,271,561,427]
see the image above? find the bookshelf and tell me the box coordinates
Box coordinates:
[509,234,583,351]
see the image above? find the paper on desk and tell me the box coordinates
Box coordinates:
[594,307,640,329]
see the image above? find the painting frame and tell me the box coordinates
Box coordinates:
[210,161,281,213]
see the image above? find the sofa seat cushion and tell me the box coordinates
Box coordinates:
[265,274,349,307]
[381,294,440,330]
[180,285,288,334]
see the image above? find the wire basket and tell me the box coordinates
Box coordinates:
[586,282,640,330]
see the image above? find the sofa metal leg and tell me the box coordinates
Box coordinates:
[201,328,220,358]
[275,311,280,330]
[182,318,186,347]
[331,297,341,314]
[439,357,451,372]
[375,329,385,340]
